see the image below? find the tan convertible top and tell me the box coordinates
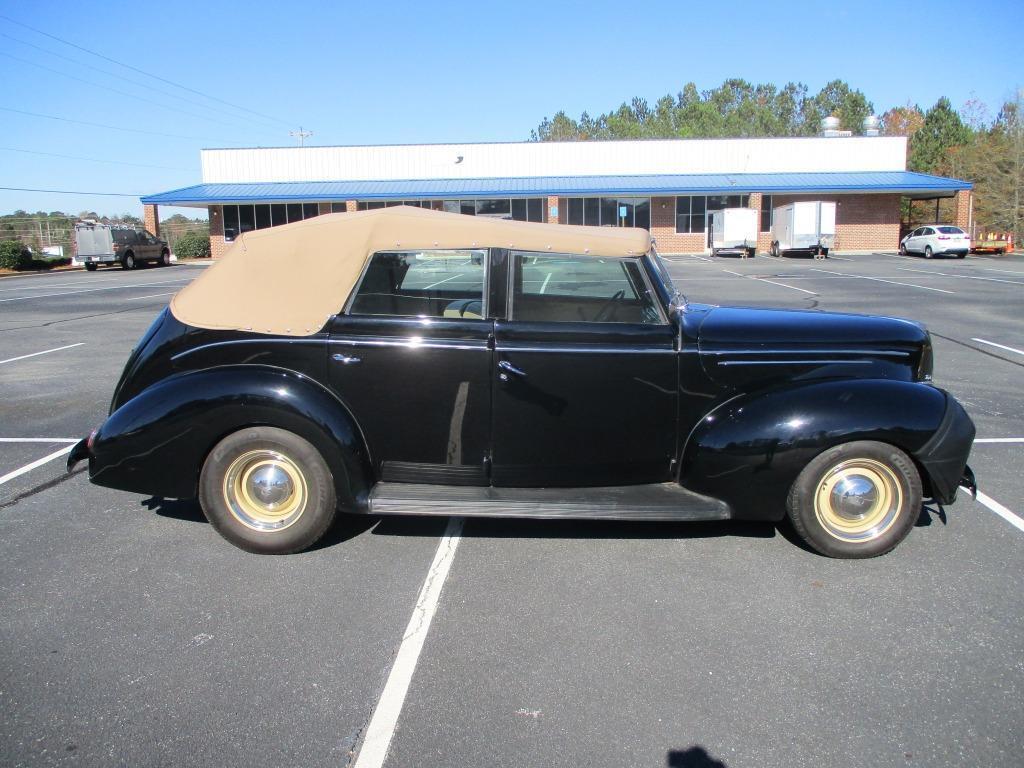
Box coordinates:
[169,205,652,336]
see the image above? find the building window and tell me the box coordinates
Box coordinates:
[562,197,650,229]
[760,195,773,232]
[331,202,348,213]
[221,203,322,242]
[357,200,434,210]
[675,196,706,234]
[439,199,545,222]
[675,195,750,234]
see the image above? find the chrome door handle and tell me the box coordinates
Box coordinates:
[332,354,361,365]
[498,360,527,377]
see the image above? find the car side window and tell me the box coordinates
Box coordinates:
[921,227,934,236]
[348,249,487,319]
[509,252,663,324]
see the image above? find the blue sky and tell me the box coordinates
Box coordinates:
[1,0,1021,220]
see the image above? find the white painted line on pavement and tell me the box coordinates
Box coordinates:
[755,277,817,295]
[971,490,1024,534]
[353,517,464,768]
[0,438,78,443]
[895,267,1024,285]
[126,292,175,301]
[0,343,84,365]
[811,268,954,294]
[981,267,1024,276]
[0,445,74,486]
[974,438,1024,443]
[824,255,851,261]
[971,338,1024,357]
[721,269,744,277]
[0,278,188,303]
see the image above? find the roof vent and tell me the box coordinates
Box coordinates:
[821,115,851,138]
[863,114,880,137]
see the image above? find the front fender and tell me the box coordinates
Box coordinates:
[679,379,970,521]
[88,366,373,509]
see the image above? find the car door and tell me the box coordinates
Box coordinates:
[327,248,493,485]
[490,250,677,487]
[905,228,922,252]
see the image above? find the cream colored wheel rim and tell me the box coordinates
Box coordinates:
[222,450,308,532]
[813,458,903,543]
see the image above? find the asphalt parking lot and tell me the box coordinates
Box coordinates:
[1,252,1022,768]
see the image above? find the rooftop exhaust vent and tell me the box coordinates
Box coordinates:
[863,115,880,137]
[821,115,852,138]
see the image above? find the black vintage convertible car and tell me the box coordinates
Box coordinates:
[68,207,976,557]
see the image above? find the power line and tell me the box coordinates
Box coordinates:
[0,106,239,142]
[0,186,143,197]
[0,51,284,139]
[0,146,194,171]
[0,14,292,128]
[0,31,287,134]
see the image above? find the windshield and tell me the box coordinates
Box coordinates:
[649,247,685,309]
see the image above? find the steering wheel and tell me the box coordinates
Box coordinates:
[592,289,626,322]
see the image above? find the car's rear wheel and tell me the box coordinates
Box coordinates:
[924,246,934,259]
[122,252,136,270]
[786,440,922,558]
[770,241,780,257]
[85,263,97,271]
[199,427,337,554]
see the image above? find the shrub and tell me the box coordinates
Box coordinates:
[173,231,211,260]
[0,239,32,270]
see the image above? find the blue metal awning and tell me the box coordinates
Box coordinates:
[142,171,971,206]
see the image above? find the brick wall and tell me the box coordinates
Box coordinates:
[207,205,229,259]
[649,196,706,253]
[143,204,159,238]
[954,190,972,231]
[548,196,560,224]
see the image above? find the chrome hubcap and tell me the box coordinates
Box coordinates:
[813,458,903,542]
[222,450,307,532]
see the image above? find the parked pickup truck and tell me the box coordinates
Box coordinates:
[74,221,171,271]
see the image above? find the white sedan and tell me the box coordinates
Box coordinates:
[900,225,970,258]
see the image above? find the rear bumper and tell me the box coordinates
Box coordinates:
[916,392,976,504]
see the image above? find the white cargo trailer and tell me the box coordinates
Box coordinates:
[769,201,836,258]
[74,220,117,271]
[710,208,759,258]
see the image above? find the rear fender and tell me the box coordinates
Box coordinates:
[679,379,953,521]
[89,366,373,509]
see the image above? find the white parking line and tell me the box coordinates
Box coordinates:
[0,278,188,303]
[422,274,464,290]
[754,277,817,295]
[126,292,176,301]
[0,438,78,443]
[0,445,75,486]
[974,438,1024,443]
[810,268,954,294]
[824,255,851,261]
[353,517,464,768]
[540,272,552,294]
[971,338,1024,357]
[721,269,744,277]
[0,343,84,366]
[981,267,1024,276]
[971,490,1024,534]
[895,267,1024,285]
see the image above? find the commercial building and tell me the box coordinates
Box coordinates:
[141,136,972,257]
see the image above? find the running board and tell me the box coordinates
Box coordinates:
[368,482,730,521]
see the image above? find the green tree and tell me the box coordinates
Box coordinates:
[910,97,972,174]
[0,239,32,270]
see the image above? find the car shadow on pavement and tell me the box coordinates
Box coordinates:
[372,514,778,543]
[140,496,381,549]
[667,746,728,767]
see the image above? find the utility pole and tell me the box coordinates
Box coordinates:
[289,126,313,147]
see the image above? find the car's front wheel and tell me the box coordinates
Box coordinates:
[161,249,171,266]
[199,427,337,554]
[899,243,907,255]
[786,440,922,558]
